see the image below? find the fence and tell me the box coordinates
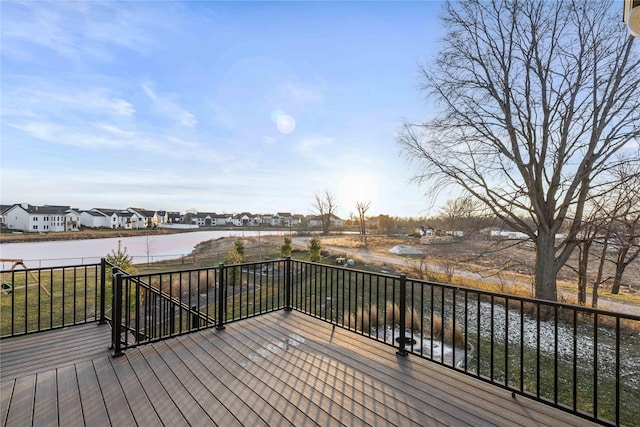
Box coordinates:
[110,259,290,355]
[289,260,640,427]
[3,257,637,426]
[0,260,108,337]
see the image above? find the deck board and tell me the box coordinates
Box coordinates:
[0,323,111,382]
[4,374,35,427]
[33,369,58,427]
[0,378,14,427]
[56,365,84,427]
[0,312,601,427]
[225,316,452,426]
[123,349,190,427]
[92,356,136,426]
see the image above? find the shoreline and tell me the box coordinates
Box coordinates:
[0,226,306,244]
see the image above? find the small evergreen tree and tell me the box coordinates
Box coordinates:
[106,240,137,274]
[234,239,245,260]
[224,244,244,285]
[308,234,322,262]
[106,240,139,309]
[281,236,293,257]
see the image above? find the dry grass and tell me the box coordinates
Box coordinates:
[405,307,421,331]
[149,269,215,298]
[385,301,400,326]
[348,303,465,347]
[444,318,465,347]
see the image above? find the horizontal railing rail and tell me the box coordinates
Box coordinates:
[0,261,108,337]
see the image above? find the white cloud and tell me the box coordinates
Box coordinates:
[283,80,324,103]
[295,135,334,158]
[1,1,161,63]
[142,81,198,127]
[4,85,135,118]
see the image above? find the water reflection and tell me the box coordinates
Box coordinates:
[0,230,284,268]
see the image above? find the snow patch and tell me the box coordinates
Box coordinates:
[389,245,424,255]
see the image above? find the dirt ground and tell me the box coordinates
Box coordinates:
[320,235,640,298]
[189,234,639,307]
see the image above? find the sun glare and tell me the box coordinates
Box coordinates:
[339,174,379,213]
[271,109,296,134]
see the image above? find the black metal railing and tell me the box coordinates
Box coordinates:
[4,256,638,426]
[290,260,640,427]
[0,260,109,337]
[110,259,289,355]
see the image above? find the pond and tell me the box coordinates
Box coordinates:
[0,230,284,269]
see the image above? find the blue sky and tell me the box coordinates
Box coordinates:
[1,1,447,218]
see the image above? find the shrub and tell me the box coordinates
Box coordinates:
[308,235,322,262]
[281,236,292,257]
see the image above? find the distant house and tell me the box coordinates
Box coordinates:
[166,212,182,224]
[194,212,229,227]
[0,205,13,227]
[127,208,158,228]
[307,214,343,229]
[80,210,111,228]
[4,204,80,232]
[82,208,148,229]
[274,212,298,227]
[232,213,252,227]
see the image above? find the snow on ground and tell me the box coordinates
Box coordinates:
[372,326,467,367]
[463,301,639,388]
[388,245,424,255]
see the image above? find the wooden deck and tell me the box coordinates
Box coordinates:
[1,311,598,426]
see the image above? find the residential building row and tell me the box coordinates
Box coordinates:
[0,203,343,233]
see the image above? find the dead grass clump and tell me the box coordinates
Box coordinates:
[443,318,465,347]
[405,307,421,332]
[355,307,370,332]
[430,313,443,338]
[346,312,357,330]
[368,304,380,327]
[386,301,400,326]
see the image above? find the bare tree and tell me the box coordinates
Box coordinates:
[356,201,371,236]
[606,165,640,294]
[439,196,487,236]
[312,190,338,235]
[399,0,640,301]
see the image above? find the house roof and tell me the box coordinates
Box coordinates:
[22,205,71,215]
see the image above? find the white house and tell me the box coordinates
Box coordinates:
[80,210,111,228]
[194,212,229,226]
[127,208,158,228]
[307,214,343,229]
[4,204,80,232]
[232,213,252,227]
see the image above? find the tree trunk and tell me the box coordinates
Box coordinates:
[577,243,589,306]
[610,246,628,294]
[534,233,558,301]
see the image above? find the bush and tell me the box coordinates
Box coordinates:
[281,236,292,257]
[308,234,322,262]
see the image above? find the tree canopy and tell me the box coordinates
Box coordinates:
[399,0,640,301]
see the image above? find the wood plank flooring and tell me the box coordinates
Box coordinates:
[0,311,599,426]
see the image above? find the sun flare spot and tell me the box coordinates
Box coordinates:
[271,109,296,134]
[339,174,379,211]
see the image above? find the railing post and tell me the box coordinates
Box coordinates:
[285,256,292,311]
[112,271,124,357]
[216,264,226,330]
[397,274,408,356]
[99,258,107,324]
[191,305,199,330]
